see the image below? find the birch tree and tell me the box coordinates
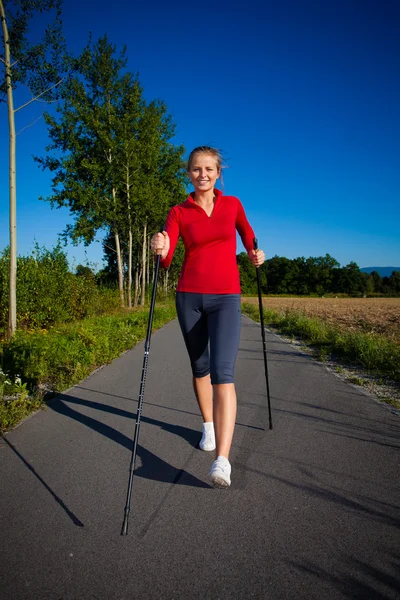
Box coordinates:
[36,35,187,306]
[0,0,67,337]
[35,36,128,306]
[96,72,187,306]
[134,99,186,305]
[114,75,143,307]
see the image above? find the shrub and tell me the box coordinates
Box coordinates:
[0,244,121,333]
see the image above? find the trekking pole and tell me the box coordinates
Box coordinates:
[121,231,164,536]
[253,238,273,430]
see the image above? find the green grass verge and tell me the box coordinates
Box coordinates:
[0,302,177,432]
[242,302,400,383]
[3,299,398,432]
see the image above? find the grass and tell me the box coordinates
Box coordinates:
[2,297,399,432]
[242,302,400,383]
[0,302,177,432]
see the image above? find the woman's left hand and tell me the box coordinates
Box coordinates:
[248,248,265,268]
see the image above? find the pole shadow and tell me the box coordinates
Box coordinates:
[2,436,84,527]
[287,555,400,599]
[74,386,264,430]
[49,394,209,488]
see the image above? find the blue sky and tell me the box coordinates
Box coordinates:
[1,0,399,271]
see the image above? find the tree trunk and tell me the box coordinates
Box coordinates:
[146,233,151,303]
[113,225,124,308]
[1,0,17,338]
[127,229,132,308]
[134,266,139,307]
[164,269,168,297]
[147,234,150,286]
[125,160,133,308]
[134,244,141,307]
[140,222,147,306]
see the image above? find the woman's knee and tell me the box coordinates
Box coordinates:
[210,362,235,384]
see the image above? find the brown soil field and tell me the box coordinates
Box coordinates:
[243,297,400,343]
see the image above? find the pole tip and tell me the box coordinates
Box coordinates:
[121,521,129,536]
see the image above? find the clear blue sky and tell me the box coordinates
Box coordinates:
[1,0,399,271]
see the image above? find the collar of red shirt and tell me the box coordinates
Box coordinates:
[187,188,223,206]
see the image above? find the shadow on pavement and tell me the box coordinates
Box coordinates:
[239,347,311,359]
[288,555,400,599]
[49,394,209,489]
[75,386,264,431]
[240,465,400,528]
[2,436,84,528]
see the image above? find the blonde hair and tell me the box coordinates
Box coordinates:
[187,146,225,189]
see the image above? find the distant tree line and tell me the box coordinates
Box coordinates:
[1,244,398,333]
[237,253,400,297]
[97,247,400,298]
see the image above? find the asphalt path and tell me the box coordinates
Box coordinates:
[1,315,399,600]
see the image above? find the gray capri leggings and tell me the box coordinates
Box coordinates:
[175,292,241,384]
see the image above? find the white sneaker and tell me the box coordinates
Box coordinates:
[199,422,216,451]
[209,456,231,488]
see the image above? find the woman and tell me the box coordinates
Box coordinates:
[150,146,265,488]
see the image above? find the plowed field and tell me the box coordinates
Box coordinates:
[243,297,400,343]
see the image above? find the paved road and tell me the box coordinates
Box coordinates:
[1,315,399,600]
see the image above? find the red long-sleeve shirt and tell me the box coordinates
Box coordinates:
[160,189,255,294]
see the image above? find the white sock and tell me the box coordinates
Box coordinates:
[203,421,214,431]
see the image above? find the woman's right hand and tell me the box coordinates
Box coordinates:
[150,231,170,259]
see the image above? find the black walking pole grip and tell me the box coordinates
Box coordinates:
[121,226,165,536]
[253,238,273,430]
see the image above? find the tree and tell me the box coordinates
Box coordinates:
[36,35,186,306]
[290,257,308,295]
[304,254,340,295]
[237,252,257,294]
[0,0,67,337]
[361,272,374,297]
[369,270,383,294]
[113,73,144,307]
[265,256,294,294]
[36,36,132,307]
[133,99,186,305]
[389,271,400,294]
[76,264,95,279]
[335,262,364,296]
[163,239,184,295]
[115,94,186,306]
[381,276,391,296]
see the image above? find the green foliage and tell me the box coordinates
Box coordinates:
[75,264,95,278]
[239,254,400,297]
[242,303,400,381]
[1,0,67,99]
[334,261,364,296]
[0,367,41,432]
[0,244,121,332]
[266,256,297,294]
[237,252,258,294]
[34,35,187,301]
[0,302,177,430]
[165,239,185,291]
[389,271,400,293]
[35,35,128,245]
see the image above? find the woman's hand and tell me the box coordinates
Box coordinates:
[248,248,265,268]
[150,231,170,259]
